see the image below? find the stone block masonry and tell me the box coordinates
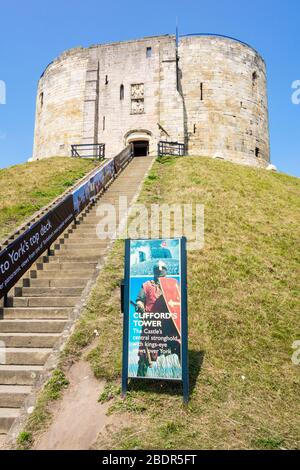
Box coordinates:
[32,34,270,168]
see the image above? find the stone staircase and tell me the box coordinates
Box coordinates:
[0,156,154,437]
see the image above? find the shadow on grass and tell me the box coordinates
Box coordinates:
[127,350,204,398]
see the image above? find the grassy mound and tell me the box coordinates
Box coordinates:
[0,157,98,241]
[58,156,300,449]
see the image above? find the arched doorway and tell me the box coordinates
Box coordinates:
[124,130,152,157]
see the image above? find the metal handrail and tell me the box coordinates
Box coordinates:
[71,143,105,160]
[158,140,185,157]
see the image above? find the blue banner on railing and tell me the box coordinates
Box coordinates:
[72,159,116,215]
[0,195,74,299]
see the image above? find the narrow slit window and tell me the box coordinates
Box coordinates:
[146,47,152,58]
[103,116,105,131]
[255,147,260,157]
[105,75,108,85]
[40,92,44,107]
[200,83,203,101]
[120,84,124,100]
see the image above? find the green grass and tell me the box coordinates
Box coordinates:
[16,431,33,450]
[61,156,299,449]
[0,157,98,241]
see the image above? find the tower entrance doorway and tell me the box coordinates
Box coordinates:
[132,140,149,157]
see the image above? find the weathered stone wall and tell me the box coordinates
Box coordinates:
[32,34,270,167]
[94,35,177,157]
[179,36,270,167]
[33,48,89,159]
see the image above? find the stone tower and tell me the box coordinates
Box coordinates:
[32,33,270,168]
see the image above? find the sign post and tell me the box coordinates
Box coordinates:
[122,237,189,403]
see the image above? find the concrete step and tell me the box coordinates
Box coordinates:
[0,408,19,434]
[59,237,107,244]
[73,223,98,229]
[85,206,125,214]
[41,260,97,268]
[18,287,83,297]
[0,320,67,333]
[68,232,106,239]
[76,218,102,224]
[57,239,108,246]
[10,296,80,308]
[0,307,71,319]
[0,333,60,348]
[29,279,86,288]
[69,229,99,235]
[4,348,52,365]
[56,247,103,256]
[0,365,42,385]
[32,264,95,280]
[54,250,108,259]
[80,220,123,228]
[39,259,95,270]
[0,385,31,408]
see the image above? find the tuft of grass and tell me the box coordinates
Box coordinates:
[98,383,121,403]
[159,421,183,438]
[104,427,143,450]
[254,437,284,450]
[0,157,98,240]
[42,369,69,401]
[16,431,33,450]
[60,156,300,449]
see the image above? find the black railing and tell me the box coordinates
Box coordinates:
[158,141,185,157]
[114,144,134,173]
[71,143,105,160]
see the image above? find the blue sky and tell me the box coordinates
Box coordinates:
[0,0,299,176]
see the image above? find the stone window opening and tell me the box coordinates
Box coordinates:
[120,84,124,100]
[193,124,196,134]
[103,116,105,131]
[200,82,203,101]
[105,75,108,85]
[146,47,152,58]
[255,147,260,158]
[39,92,44,108]
[252,71,258,84]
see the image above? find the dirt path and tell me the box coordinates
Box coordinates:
[34,359,110,450]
